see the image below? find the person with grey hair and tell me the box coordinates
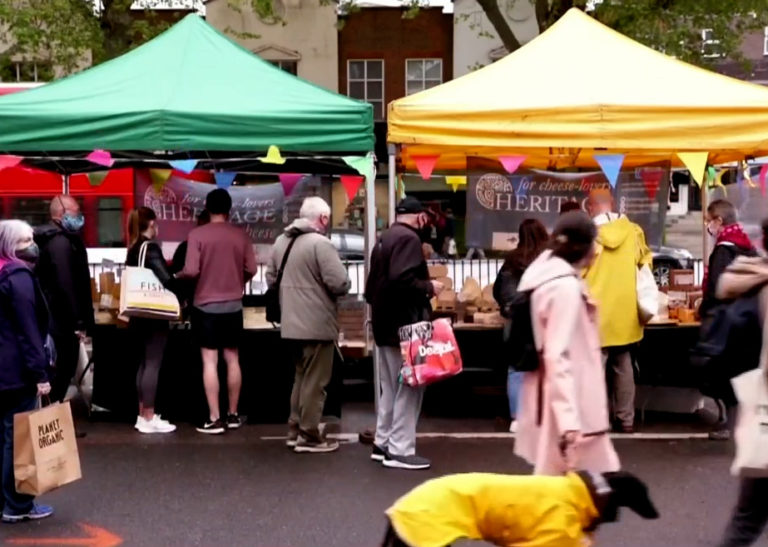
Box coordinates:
[0,220,55,523]
[266,196,350,453]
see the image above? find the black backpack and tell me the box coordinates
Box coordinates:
[502,274,573,372]
[691,292,762,403]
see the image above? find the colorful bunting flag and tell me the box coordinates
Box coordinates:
[87,171,109,187]
[169,159,198,174]
[707,166,717,185]
[279,173,303,196]
[259,145,286,165]
[714,168,728,195]
[342,153,375,182]
[593,154,624,188]
[412,155,439,180]
[445,175,467,192]
[0,154,22,171]
[498,155,526,175]
[340,175,364,201]
[214,171,237,189]
[676,152,708,188]
[86,149,114,167]
[639,169,663,200]
[760,164,768,197]
[149,169,173,192]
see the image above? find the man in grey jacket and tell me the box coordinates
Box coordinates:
[267,197,351,453]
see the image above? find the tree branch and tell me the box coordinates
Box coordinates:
[475,0,522,53]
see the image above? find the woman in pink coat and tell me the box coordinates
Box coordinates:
[514,211,620,476]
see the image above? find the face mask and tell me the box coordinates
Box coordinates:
[16,243,39,265]
[61,213,85,233]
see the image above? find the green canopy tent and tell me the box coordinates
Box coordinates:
[0,14,373,156]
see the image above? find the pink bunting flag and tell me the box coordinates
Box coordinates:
[640,169,663,200]
[279,173,303,196]
[86,149,114,167]
[0,154,22,171]
[340,175,365,201]
[760,165,768,197]
[498,155,526,175]
[412,155,439,181]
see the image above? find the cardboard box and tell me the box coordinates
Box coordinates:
[428,264,448,278]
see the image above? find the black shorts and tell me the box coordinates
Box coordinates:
[192,308,243,350]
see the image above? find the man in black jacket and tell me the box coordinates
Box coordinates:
[365,197,444,470]
[35,195,94,403]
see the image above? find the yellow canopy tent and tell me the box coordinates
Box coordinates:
[388,8,768,171]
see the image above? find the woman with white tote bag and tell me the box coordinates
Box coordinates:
[715,218,768,547]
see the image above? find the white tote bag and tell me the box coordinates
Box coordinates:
[731,368,768,477]
[636,264,659,323]
[119,242,180,320]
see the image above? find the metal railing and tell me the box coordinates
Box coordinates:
[90,257,707,295]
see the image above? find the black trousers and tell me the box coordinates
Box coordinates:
[381,524,453,547]
[720,477,768,547]
[50,331,79,403]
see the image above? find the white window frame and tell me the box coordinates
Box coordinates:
[701,28,721,59]
[404,58,443,96]
[346,59,385,120]
[763,27,768,56]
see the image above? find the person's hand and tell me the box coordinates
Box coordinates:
[430,280,445,296]
[37,382,51,396]
[561,430,582,470]
[75,330,87,342]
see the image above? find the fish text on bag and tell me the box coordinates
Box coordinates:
[37,419,64,449]
[139,281,168,293]
[418,342,456,357]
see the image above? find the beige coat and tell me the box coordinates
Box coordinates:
[266,219,350,340]
[515,251,620,476]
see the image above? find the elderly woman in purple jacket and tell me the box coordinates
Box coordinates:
[0,220,54,523]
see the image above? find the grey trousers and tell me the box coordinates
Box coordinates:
[374,345,424,457]
[719,478,768,547]
[288,340,335,441]
[603,347,635,427]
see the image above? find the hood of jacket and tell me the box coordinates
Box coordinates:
[34,221,70,246]
[284,218,323,238]
[595,215,634,250]
[716,256,768,300]
[518,250,578,292]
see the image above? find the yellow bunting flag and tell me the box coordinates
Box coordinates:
[676,152,708,188]
[259,145,286,165]
[445,175,467,192]
[149,169,173,192]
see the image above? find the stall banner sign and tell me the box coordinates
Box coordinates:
[465,158,669,250]
[134,169,320,245]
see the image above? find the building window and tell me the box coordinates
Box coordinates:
[347,60,384,120]
[0,61,53,83]
[405,59,443,95]
[269,60,298,76]
[763,27,768,56]
[97,198,125,247]
[701,29,721,59]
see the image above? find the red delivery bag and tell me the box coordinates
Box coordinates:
[398,318,463,387]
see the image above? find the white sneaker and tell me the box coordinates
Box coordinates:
[153,415,172,427]
[136,415,176,434]
[135,416,145,430]
[509,420,518,434]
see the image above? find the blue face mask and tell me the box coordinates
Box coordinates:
[61,213,85,233]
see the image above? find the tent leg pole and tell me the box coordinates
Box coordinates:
[387,143,397,226]
[62,174,70,195]
[701,179,709,261]
[363,155,379,417]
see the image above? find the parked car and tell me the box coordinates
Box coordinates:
[330,229,365,261]
[651,245,694,287]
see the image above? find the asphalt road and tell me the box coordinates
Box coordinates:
[0,424,745,547]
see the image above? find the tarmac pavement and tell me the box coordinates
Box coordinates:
[0,418,747,547]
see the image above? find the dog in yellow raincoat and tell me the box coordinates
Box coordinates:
[382,471,658,547]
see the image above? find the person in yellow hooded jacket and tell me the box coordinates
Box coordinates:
[584,189,653,434]
[381,470,659,547]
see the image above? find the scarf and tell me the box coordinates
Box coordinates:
[702,224,755,289]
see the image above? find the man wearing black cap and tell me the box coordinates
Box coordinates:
[365,196,444,470]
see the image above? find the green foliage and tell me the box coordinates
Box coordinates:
[0,0,174,78]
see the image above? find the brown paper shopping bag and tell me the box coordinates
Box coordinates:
[14,401,82,495]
